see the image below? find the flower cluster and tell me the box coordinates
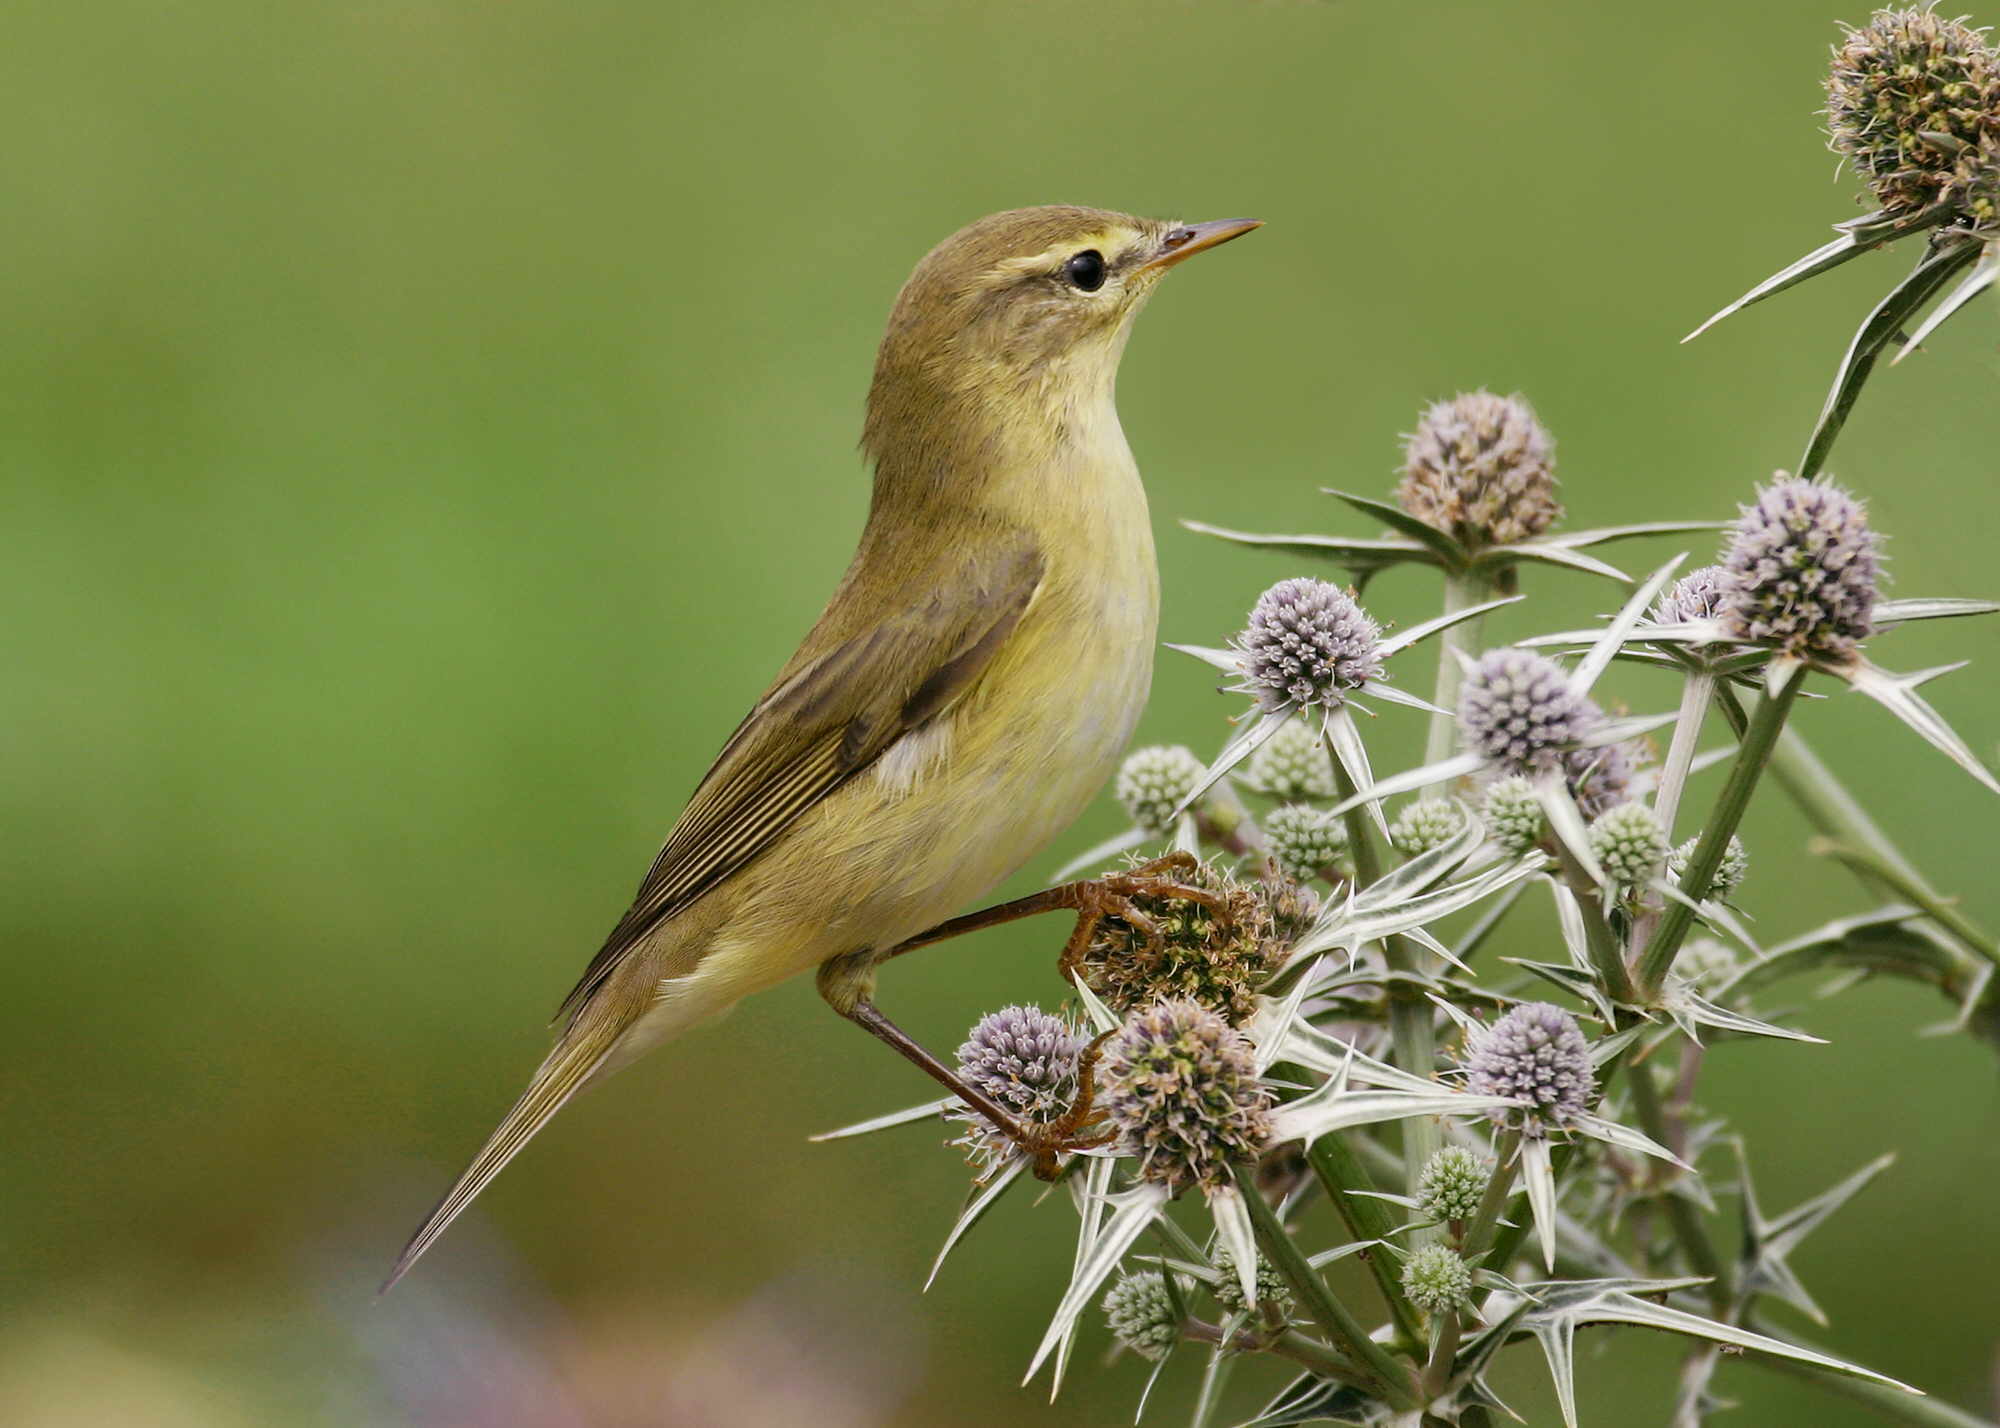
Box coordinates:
[1397,391,1563,547]
[1720,476,1882,662]
[1264,802,1348,882]
[1079,860,1284,1024]
[1825,6,2000,224]
[1243,717,1337,799]
[1234,577,1383,710]
[1389,797,1467,856]
[1417,1145,1490,1224]
[1653,564,1730,625]
[1099,999,1273,1193]
[1670,833,1750,901]
[1102,1272,1180,1360]
[1464,1001,1596,1136]
[950,1005,1086,1172]
[1589,801,1670,891]
[1401,1243,1474,1313]
[1481,775,1546,855]
[1114,745,1206,835]
[1212,1246,1294,1316]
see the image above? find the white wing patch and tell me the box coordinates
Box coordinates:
[873,720,955,798]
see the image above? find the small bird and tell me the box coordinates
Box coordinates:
[386,205,1260,1288]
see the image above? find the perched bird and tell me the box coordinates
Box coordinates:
[386,205,1259,1288]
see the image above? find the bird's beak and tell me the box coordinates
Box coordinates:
[1135,218,1263,274]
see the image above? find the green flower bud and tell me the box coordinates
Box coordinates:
[1264,802,1348,882]
[1243,717,1337,800]
[1416,1145,1490,1224]
[1401,1243,1474,1313]
[1211,1246,1294,1317]
[1482,775,1545,856]
[1116,745,1206,835]
[1102,1271,1181,1360]
[1669,833,1749,901]
[1588,801,1670,890]
[1389,797,1467,857]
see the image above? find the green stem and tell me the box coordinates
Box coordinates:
[1304,1134,1427,1346]
[1460,1129,1522,1263]
[1421,1309,1465,1399]
[1547,837,1638,1004]
[1425,570,1490,765]
[1813,837,1999,964]
[1637,664,1804,994]
[1624,1059,1731,1309]
[1231,1161,1420,1409]
[1181,1317,1362,1383]
[1327,748,1443,1197]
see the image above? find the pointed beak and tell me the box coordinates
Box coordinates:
[1135,218,1263,275]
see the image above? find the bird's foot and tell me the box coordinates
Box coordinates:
[1054,851,1235,987]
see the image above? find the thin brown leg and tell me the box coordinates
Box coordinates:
[882,851,1225,966]
[843,998,1025,1139]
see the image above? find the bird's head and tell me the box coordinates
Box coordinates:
[863,206,1259,468]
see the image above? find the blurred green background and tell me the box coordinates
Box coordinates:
[4,1,1996,1424]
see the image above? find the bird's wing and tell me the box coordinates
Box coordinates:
[554,537,1047,1023]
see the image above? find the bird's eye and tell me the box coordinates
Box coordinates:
[1062,249,1106,292]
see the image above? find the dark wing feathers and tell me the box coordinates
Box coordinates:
[554,539,1045,1022]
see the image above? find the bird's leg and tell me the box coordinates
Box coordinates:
[860,852,1234,1178]
[881,851,1228,969]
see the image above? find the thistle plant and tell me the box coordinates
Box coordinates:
[815,34,2000,1420]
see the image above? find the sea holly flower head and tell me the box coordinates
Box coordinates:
[1263,802,1349,883]
[950,1005,1087,1173]
[1653,564,1730,624]
[1459,649,1591,775]
[1825,6,2000,220]
[1234,577,1384,712]
[1464,1001,1597,1137]
[1401,1243,1475,1313]
[1099,998,1273,1194]
[1398,390,1563,549]
[1720,476,1882,663]
[1115,745,1207,836]
[1102,1271,1181,1360]
[1417,1145,1491,1224]
[1212,1246,1295,1316]
[1671,834,1749,900]
[1482,775,1546,855]
[1389,797,1468,856]
[1080,860,1281,1025]
[1589,801,1671,892]
[1242,716,1338,799]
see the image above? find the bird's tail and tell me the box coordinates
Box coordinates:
[381,1020,617,1294]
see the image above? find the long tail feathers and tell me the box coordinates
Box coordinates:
[381,1025,615,1294]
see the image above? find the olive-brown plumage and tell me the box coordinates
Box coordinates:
[386,206,1258,1288]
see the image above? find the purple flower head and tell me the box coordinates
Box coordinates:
[950,1005,1085,1170]
[1720,477,1881,662]
[1464,1001,1596,1135]
[1100,998,1272,1194]
[1398,390,1562,547]
[1234,578,1383,711]
[1459,649,1591,775]
[1652,564,1730,625]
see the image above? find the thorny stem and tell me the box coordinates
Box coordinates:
[1180,1316,1364,1382]
[1460,1128,1523,1263]
[1231,1160,1421,1409]
[1425,569,1490,766]
[1547,835,1639,1004]
[1814,837,1999,966]
[1624,1059,1731,1309]
[1638,663,1804,995]
[1327,747,1444,1198]
[1303,1133,1427,1346]
[1421,1309,1466,1400]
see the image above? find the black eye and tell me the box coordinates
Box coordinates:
[1062,249,1106,292]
